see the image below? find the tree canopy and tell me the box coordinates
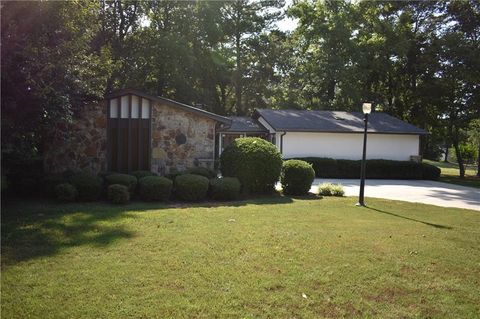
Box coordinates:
[1,0,479,176]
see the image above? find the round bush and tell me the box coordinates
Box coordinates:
[105,173,137,194]
[421,163,441,180]
[131,170,156,180]
[185,167,216,179]
[209,177,241,201]
[165,170,185,181]
[54,183,78,202]
[138,176,173,201]
[281,160,315,195]
[107,184,130,204]
[174,174,209,201]
[69,172,102,201]
[43,174,67,197]
[220,137,282,194]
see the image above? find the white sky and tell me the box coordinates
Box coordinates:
[276,0,298,32]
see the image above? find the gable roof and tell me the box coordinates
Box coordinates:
[217,116,268,133]
[105,89,231,125]
[254,109,428,135]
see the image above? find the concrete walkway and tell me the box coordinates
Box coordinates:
[311,179,480,211]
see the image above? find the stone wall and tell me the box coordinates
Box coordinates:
[150,100,216,175]
[44,102,107,174]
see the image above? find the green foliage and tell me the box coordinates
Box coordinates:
[318,183,345,197]
[281,160,315,196]
[1,174,7,192]
[209,177,241,201]
[420,163,441,181]
[138,176,173,201]
[185,167,217,179]
[43,174,68,197]
[69,173,102,201]
[131,171,156,180]
[296,158,429,180]
[105,174,137,194]
[174,174,209,202]
[165,171,185,181]
[54,183,78,202]
[107,184,130,205]
[220,137,282,194]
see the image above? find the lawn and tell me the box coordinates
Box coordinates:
[2,197,480,318]
[423,159,480,189]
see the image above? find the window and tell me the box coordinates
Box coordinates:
[107,94,151,172]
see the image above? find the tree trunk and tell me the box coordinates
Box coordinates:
[235,32,242,114]
[452,132,465,178]
[477,144,480,177]
[444,144,449,162]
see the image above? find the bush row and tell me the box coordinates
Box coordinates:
[294,157,441,180]
[45,168,240,204]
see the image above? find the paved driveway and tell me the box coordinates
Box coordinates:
[311,179,480,211]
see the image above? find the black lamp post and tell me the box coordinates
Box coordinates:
[356,102,372,207]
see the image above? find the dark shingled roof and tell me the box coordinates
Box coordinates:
[106,89,231,125]
[217,116,269,133]
[254,109,428,135]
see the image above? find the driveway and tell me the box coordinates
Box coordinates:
[311,179,480,211]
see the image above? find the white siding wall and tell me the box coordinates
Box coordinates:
[281,132,420,161]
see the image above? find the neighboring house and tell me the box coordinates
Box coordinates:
[44,89,427,175]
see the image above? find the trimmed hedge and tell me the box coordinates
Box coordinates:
[131,170,156,180]
[69,172,103,201]
[107,184,130,204]
[185,167,216,179]
[138,176,173,201]
[294,157,440,180]
[220,137,282,194]
[420,163,441,180]
[209,177,241,201]
[281,160,315,195]
[43,173,67,197]
[105,173,137,194]
[54,183,78,202]
[174,174,209,201]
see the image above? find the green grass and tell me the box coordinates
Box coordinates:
[2,197,480,318]
[423,159,480,188]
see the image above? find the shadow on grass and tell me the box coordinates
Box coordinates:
[1,195,301,266]
[366,206,453,229]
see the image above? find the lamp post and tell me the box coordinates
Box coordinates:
[356,102,372,207]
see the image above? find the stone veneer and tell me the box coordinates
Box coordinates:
[44,102,107,174]
[44,97,217,175]
[150,100,216,175]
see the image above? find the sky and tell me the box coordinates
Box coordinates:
[276,0,299,32]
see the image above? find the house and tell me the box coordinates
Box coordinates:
[44,89,427,175]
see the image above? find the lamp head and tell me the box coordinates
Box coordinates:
[362,102,372,114]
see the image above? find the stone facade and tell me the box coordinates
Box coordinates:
[44,102,107,174]
[44,97,218,176]
[150,100,216,175]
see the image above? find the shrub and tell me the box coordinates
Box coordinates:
[105,173,137,194]
[107,184,130,204]
[174,174,209,201]
[296,157,429,180]
[421,163,441,180]
[318,183,345,197]
[209,177,241,201]
[138,176,173,201]
[69,172,102,201]
[220,137,282,194]
[281,160,315,195]
[131,170,156,180]
[1,174,7,192]
[43,174,67,197]
[185,167,216,179]
[54,183,78,202]
[165,170,185,181]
